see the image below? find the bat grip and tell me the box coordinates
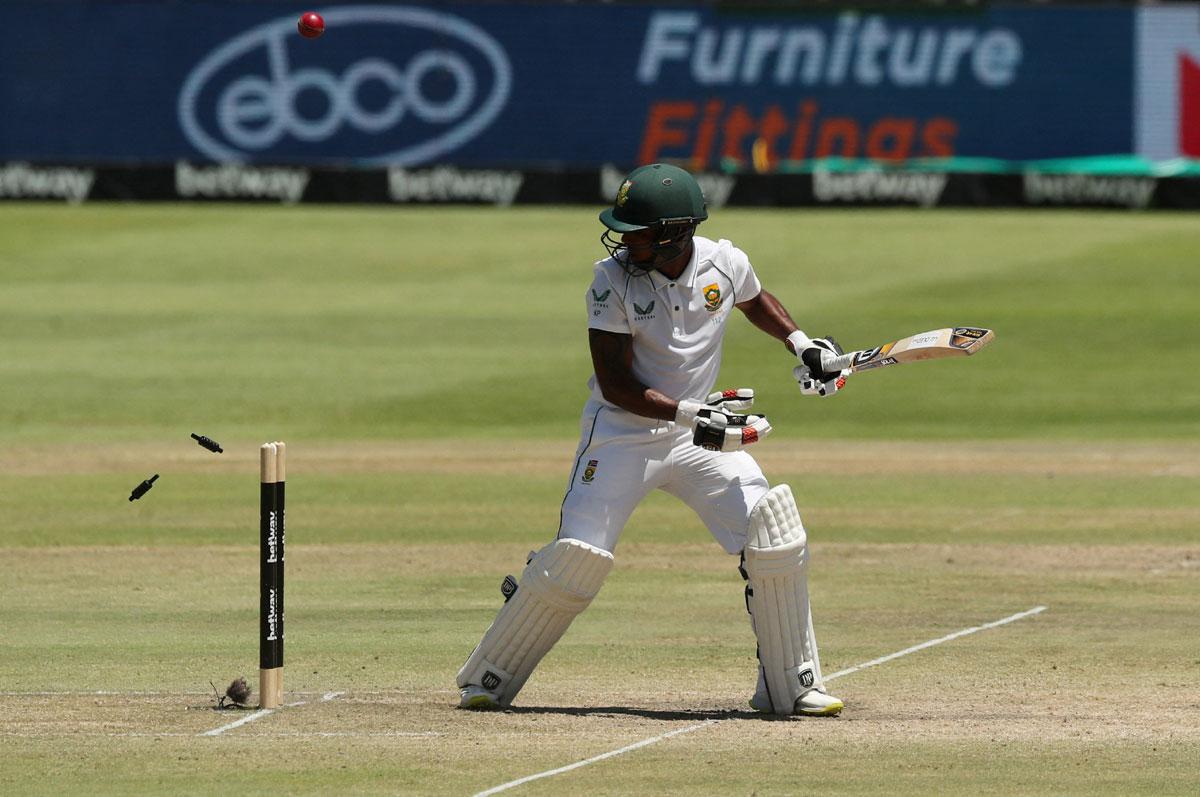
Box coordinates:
[823,350,855,373]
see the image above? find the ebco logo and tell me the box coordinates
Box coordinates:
[178,6,512,163]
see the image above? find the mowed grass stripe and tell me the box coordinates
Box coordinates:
[2,206,1198,442]
[2,440,1197,547]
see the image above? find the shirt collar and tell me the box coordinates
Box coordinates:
[647,243,701,290]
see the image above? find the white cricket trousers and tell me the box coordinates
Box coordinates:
[557,400,770,555]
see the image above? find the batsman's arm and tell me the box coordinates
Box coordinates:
[588,329,679,422]
[738,290,845,390]
[736,290,804,351]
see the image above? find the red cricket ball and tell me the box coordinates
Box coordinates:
[297,11,325,39]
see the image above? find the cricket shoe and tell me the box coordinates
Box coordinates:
[458,685,502,710]
[749,689,844,716]
[749,674,844,717]
[794,688,844,716]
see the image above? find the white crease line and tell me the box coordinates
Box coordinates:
[200,709,274,736]
[473,605,1048,797]
[199,700,306,737]
[474,722,718,797]
[823,605,1048,681]
[322,691,345,701]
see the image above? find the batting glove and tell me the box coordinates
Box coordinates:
[692,411,772,451]
[792,336,848,398]
[675,388,755,426]
[701,388,755,413]
[676,389,772,451]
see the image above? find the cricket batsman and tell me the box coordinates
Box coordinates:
[457,163,847,716]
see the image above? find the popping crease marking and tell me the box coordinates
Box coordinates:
[199,700,305,737]
[200,693,332,737]
[197,690,348,736]
[472,605,1048,796]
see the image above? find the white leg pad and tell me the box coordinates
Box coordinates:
[743,484,825,715]
[456,538,613,706]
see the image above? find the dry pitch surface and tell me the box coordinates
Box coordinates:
[2,440,1198,795]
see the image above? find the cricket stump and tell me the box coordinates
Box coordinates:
[260,442,286,708]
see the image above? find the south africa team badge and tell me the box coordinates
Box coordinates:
[703,283,722,312]
[616,180,632,207]
[582,459,599,483]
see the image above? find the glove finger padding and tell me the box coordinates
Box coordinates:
[739,414,773,447]
[794,365,846,398]
[693,412,772,451]
[704,388,755,414]
[677,388,758,427]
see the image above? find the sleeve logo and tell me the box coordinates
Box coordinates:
[591,288,611,303]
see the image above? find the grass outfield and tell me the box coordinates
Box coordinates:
[1,205,1198,795]
[2,205,1198,442]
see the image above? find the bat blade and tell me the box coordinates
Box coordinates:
[828,327,995,375]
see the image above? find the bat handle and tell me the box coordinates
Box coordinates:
[822,350,855,373]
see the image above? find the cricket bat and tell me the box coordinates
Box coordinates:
[823,327,995,375]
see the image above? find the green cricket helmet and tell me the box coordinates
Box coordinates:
[599,163,708,272]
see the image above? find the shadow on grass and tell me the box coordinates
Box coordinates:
[495,705,782,721]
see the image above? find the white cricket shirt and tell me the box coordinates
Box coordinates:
[586,236,762,406]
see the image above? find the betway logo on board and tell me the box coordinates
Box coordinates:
[178,6,512,164]
[600,164,735,208]
[1024,174,1157,209]
[388,166,523,205]
[176,162,309,203]
[637,11,1023,88]
[0,163,94,203]
[814,169,947,207]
